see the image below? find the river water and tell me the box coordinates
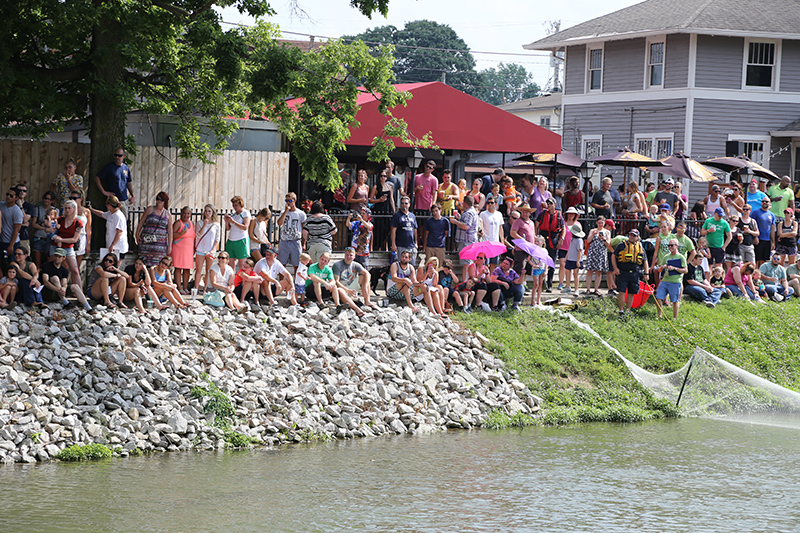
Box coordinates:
[1,417,799,533]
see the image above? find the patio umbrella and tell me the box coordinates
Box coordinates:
[657,152,722,182]
[700,155,780,181]
[458,241,508,261]
[590,147,670,190]
[513,149,585,168]
[512,239,555,269]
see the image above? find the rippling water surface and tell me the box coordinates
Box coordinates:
[1,418,799,532]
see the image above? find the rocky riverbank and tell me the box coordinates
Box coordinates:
[0,302,539,464]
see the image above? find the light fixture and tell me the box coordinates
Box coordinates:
[406,149,424,171]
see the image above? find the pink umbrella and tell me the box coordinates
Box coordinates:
[512,238,555,269]
[458,241,508,260]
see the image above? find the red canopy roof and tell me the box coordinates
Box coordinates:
[305,82,561,154]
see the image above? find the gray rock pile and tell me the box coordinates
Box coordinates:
[0,302,539,464]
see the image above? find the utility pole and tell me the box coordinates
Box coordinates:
[545,20,563,92]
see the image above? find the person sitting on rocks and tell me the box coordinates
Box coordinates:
[0,265,19,309]
[124,256,166,312]
[491,255,526,311]
[759,253,794,301]
[254,245,293,307]
[386,249,422,312]
[150,255,189,309]
[437,258,462,311]
[414,256,446,317]
[233,258,263,309]
[88,252,129,308]
[467,253,502,311]
[207,251,247,312]
[451,276,477,312]
[333,246,377,310]
[307,251,363,315]
[10,246,44,308]
[40,247,92,311]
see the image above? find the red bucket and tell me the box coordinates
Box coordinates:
[624,281,655,309]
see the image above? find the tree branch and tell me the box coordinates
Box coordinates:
[11,57,92,83]
[150,0,191,18]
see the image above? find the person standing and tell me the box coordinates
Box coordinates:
[612,229,649,319]
[737,204,759,265]
[480,168,505,198]
[390,196,418,265]
[51,158,84,209]
[535,197,563,291]
[347,169,370,212]
[70,190,92,269]
[510,204,537,276]
[654,177,680,216]
[14,184,35,255]
[52,199,85,287]
[94,148,135,214]
[768,176,794,222]
[277,192,306,274]
[437,170,459,216]
[590,177,614,219]
[700,207,731,267]
[194,204,220,290]
[87,196,129,259]
[450,195,479,280]
[423,203,450,267]
[224,195,251,270]
[751,197,776,267]
[369,170,395,250]
[479,196,504,263]
[745,178,768,211]
[135,191,173,267]
[0,188,24,261]
[302,200,337,263]
[414,160,439,214]
[170,206,195,294]
[654,239,688,319]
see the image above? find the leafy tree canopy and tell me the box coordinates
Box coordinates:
[0,0,420,190]
[475,63,541,106]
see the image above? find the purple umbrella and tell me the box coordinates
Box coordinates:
[512,239,555,269]
[458,241,508,260]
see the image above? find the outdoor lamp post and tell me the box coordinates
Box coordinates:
[580,162,596,216]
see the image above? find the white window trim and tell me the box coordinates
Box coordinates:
[585,44,604,93]
[727,134,771,166]
[644,36,666,90]
[792,141,800,181]
[634,133,674,156]
[581,134,603,160]
[741,38,782,91]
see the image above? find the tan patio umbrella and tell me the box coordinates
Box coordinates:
[513,149,585,168]
[590,147,670,190]
[657,152,722,182]
[700,155,780,182]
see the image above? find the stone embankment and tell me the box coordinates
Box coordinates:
[0,303,539,463]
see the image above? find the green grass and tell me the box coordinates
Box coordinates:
[457,296,800,425]
[55,443,113,462]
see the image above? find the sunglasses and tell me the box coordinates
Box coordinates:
[285,199,295,203]
[14,252,24,256]
[114,153,125,157]
[16,189,26,193]
[156,198,165,202]
[486,201,495,204]
[69,196,80,200]
[5,193,15,198]
[104,258,116,264]
[668,244,678,247]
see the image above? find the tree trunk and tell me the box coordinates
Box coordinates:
[88,16,127,250]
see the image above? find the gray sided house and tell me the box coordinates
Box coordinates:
[524,0,800,203]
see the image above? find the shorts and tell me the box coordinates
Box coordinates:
[355,254,369,269]
[739,244,755,264]
[387,284,406,300]
[565,260,579,270]
[294,282,306,296]
[424,246,445,267]
[775,242,797,257]
[278,240,301,267]
[32,237,50,253]
[307,242,332,263]
[558,249,568,259]
[656,280,682,303]
[725,250,742,264]
[531,268,546,277]
[755,239,772,262]
[196,250,215,258]
[709,247,725,265]
[307,283,334,300]
[225,238,250,260]
[616,270,640,294]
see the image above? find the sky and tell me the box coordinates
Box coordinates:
[217,0,643,89]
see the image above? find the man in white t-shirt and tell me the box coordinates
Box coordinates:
[277,192,307,272]
[332,247,377,309]
[254,245,293,306]
[479,196,504,265]
[99,196,129,256]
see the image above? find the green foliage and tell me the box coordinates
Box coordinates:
[223,428,261,448]
[483,409,537,430]
[474,63,541,105]
[55,444,113,462]
[191,374,235,428]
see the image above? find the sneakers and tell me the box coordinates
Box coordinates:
[462,304,471,313]
[607,289,618,296]
[561,288,573,294]
[557,283,564,290]
[618,309,626,320]
[771,292,784,302]
[480,302,491,311]
[511,304,521,312]
[705,301,716,308]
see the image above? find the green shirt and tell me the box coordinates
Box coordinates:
[767,184,793,218]
[306,263,334,288]
[702,217,730,248]
[662,253,686,283]
[609,235,628,248]
[646,190,657,205]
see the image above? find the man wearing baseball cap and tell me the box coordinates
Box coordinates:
[653,178,679,216]
[611,228,649,319]
[700,207,731,266]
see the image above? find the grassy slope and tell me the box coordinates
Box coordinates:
[457,296,800,424]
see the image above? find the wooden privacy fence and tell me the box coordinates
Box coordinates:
[0,140,289,209]
[0,140,91,201]
[132,146,289,211]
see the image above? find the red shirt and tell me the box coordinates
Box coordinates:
[56,216,83,249]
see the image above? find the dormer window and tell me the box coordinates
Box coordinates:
[588,48,603,91]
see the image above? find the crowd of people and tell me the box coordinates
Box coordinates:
[3,151,800,321]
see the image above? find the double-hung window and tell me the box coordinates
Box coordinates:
[745,41,776,88]
[648,41,664,87]
[588,48,603,91]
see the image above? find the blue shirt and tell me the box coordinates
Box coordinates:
[424,217,450,248]
[751,208,776,240]
[391,210,417,249]
[745,190,768,212]
[97,162,132,201]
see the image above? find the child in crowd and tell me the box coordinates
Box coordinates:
[645,204,661,237]
[710,265,731,297]
[500,177,521,213]
[348,208,373,268]
[233,258,262,304]
[751,270,768,300]
[452,276,477,313]
[293,252,311,306]
[43,207,58,254]
[529,235,547,306]
[563,223,585,293]
[438,259,461,312]
[0,266,19,309]
[696,237,712,279]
